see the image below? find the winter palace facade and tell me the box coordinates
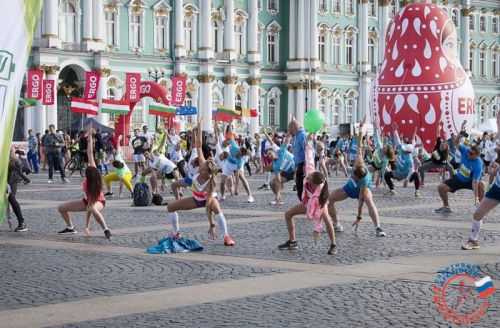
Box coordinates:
[16,0,500,138]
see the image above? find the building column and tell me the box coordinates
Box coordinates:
[288,0,296,61]
[296,86,305,125]
[297,0,305,62]
[34,101,47,134]
[309,0,318,66]
[24,107,35,137]
[310,81,319,111]
[378,0,390,66]
[359,0,371,123]
[199,0,213,60]
[248,0,260,64]
[199,72,214,132]
[248,77,261,134]
[42,0,61,48]
[92,0,106,51]
[223,74,237,111]
[174,0,186,59]
[44,65,59,128]
[224,0,236,61]
[287,84,296,120]
[96,68,110,125]
[82,0,93,49]
[461,4,471,73]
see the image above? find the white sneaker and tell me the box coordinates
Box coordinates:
[334,224,344,232]
[247,195,255,203]
[62,178,70,184]
[414,190,420,198]
[48,179,54,184]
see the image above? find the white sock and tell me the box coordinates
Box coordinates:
[215,212,229,236]
[168,212,180,233]
[265,172,271,185]
[469,220,482,241]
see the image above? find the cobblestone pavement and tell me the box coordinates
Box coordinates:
[0,172,498,328]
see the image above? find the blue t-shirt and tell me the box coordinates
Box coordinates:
[395,146,414,178]
[272,144,295,173]
[456,145,483,183]
[349,138,358,157]
[343,171,372,199]
[227,140,243,168]
[292,128,306,166]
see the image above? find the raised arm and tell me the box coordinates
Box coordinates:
[87,129,96,168]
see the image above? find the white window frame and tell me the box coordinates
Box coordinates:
[390,0,399,18]
[332,98,342,125]
[493,51,498,78]
[345,98,354,123]
[451,8,459,28]
[345,36,353,66]
[479,48,486,77]
[267,0,279,15]
[105,9,119,48]
[154,15,169,52]
[332,33,340,65]
[345,0,355,16]
[479,15,486,32]
[368,38,375,71]
[469,14,475,31]
[493,16,499,34]
[128,8,145,51]
[332,0,341,14]
[235,21,247,58]
[369,0,377,17]
[469,48,474,75]
[319,0,328,13]
[59,0,78,44]
[266,22,281,65]
[318,33,326,63]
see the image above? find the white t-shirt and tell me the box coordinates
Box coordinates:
[151,154,176,174]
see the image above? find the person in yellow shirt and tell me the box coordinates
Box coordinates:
[103,135,133,198]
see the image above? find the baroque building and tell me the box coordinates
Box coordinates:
[16,0,500,139]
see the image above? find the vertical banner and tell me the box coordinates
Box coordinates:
[170,75,187,106]
[125,72,141,102]
[26,68,43,99]
[0,0,43,223]
[83,70,100,100]
[42,79,54,105]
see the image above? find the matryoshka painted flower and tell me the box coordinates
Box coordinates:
[373,3,475,152]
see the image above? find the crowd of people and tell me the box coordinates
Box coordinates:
[6,113,500,254]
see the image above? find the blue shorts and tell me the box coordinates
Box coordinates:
[183,177,193,186]
[342,184,360,199]
[485,184,500,202]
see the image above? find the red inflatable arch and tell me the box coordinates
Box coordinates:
[113,80,170,145]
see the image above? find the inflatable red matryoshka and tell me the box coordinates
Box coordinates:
[373,3,475,152]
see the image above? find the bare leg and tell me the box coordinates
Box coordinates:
[88,202,107,230]
[328,189,349,226]
[321,211,336,245]
[285,204,306,241]
[362,189,381,227]
[438,183,450,208]
[237,170,252,197]
[58,200,87,228]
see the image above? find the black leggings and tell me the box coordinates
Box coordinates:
[384,171,420,191]
[244,162,252,176]
[295,163,305,201]
[7,184,24,226]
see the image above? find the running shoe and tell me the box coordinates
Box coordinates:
[270,200,284,205]
[384,189,396,196]
[104,229,112,240]
[58,227,77,234]
[278,240,298,250]
[334,224,344,232]
[414,190,421,198]
[48,179,54,184]
[327,244,337,255]
[376,227,386,237]
[224,235,235,246]
[104,192,114,197]
[461,239,480,250]
[434,207,452,214]
[14,224,28,232]
[258,184,269,190]
[247,195,255,203]
[62,178,70,184]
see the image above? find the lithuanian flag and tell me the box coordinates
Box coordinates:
[101,99,130,115]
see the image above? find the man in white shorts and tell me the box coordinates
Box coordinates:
[131,129,148,176]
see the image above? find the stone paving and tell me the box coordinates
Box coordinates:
[0,172,499,328]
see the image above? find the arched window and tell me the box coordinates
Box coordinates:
[212,21,221,53]
[267,30,279,64]
[492,104,499,118]
[479,48,486,76]
[469,14,475,31]
[318,33,326,63]
[479,102,487,123]
[319,97,328,124]
[451,9,459,28]
[185,18,194,54]
[235,19,246,57]
[332,34,340,65]
[130,13,142,48]
[332,98,341,125]
[469,48,474,73]
[479,16,486,32]
[345,98,354,123]
[154,15,168,51]
[59,0,77,43]
[212,89,223,110]
[368,38,375,70]
[345,36,353,66]
[268,98,276,126]
[105,7,118,47]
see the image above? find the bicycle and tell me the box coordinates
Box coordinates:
[64,151,87,177]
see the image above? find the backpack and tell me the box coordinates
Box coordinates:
[133,182,152,207]
[152,193,164,206]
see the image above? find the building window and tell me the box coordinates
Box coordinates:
[346,0,354,15]
[390,0,398,18]
[319,97,327,124]
[346,37,353,66]
[469,49,474,74]
[235,22,245,57]
[369,0,376,17]
[332,35,340,65]
[130,14,142,48]
[59,0,77,43]
[258,96,263,126]
[267,32,278,64]
[154,15,168,51]
[479,103,486,123]
[332,0,341,13]
[318,33,326,63]
[493,17,499,33]
[469,14,475,31]
[235,94,242,108]
[332,98,341,125]
[213,21,222,53]
[185,17,194,54]
[368,38,375,71]
[212,90,223,110]
[346,98,354,123]
[493,52,498,78]
[268,0,278,12]
[268,98,276,126]
[479,16,486,32]
[451,9,459,27]
[319,0,327,12]
[479,49,486,76]
[105,10,118,47]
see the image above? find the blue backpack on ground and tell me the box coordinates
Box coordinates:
[133,182,152,207]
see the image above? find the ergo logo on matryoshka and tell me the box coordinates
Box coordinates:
[373,3,475,152]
